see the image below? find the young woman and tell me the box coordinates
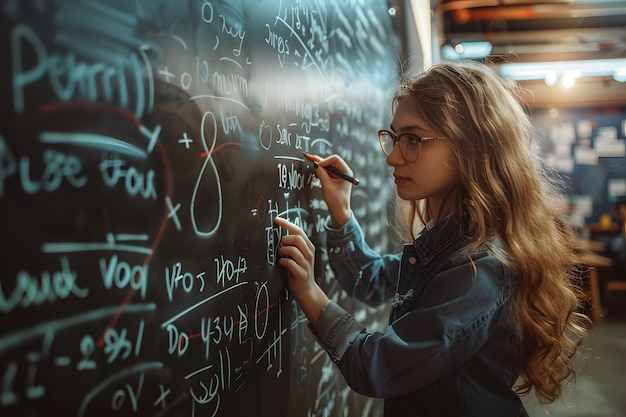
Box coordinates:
[274,60,589,417]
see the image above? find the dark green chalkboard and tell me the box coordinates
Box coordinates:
[0,1,402,416]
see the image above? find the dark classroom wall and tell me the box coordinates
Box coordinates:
[0,1,403,416]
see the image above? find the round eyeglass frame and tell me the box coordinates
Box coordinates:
[378,129,448,162]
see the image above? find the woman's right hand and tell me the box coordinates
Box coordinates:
[308,153,353,228]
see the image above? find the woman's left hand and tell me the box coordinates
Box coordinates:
[274,216,329,325]
[274,216,316,295]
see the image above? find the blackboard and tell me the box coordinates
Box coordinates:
[0,1,402,416]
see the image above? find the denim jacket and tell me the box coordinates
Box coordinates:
[312,214,529,417]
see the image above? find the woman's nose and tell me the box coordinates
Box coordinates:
[386,143,405,166]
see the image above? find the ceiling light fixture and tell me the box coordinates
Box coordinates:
[614,67,626,83]
[443,41,493,59]
[499,58,626,82]
[560,72,577,88]
[544,70,558,86]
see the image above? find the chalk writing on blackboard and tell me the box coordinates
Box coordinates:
[0,1,401,416]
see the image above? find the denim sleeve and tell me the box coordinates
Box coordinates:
[325,214,400,307]
[310,300,366,362]
[316,255,512,399]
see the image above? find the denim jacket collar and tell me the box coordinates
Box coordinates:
[412,216,464,265]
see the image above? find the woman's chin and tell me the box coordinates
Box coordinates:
[396,189,421,201]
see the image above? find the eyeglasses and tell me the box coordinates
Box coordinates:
[378,129,448,162]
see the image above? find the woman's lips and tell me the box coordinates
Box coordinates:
[393,174,410,185]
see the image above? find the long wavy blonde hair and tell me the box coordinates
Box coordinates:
[392,60,589,404]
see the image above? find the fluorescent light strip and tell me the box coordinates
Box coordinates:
[443,42,493,59]
[499,58,626,81]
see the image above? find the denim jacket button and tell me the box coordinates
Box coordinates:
[409,256,417,264]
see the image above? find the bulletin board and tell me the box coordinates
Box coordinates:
[532,107,626,222]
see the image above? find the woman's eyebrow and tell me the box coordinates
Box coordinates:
[391,124,425,132]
